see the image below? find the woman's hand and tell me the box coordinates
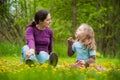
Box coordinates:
[26,49,35,58]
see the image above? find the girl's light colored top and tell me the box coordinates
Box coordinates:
[72,41,96,61]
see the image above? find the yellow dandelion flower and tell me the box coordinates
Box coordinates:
[97,72,102,74]
[31,64,34,67]
[88,78,95,80]
[80,67,85,71]
[117,68,120,71]
[90,63,97,67]
[96,51,101,57]
[53,68,56,72]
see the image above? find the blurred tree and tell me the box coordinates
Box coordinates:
[0,0,23,44]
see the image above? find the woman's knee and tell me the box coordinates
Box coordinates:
[22,45,29,51]
[21,45,29,55]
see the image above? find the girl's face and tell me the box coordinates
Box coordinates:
[40,13,52,27]
[75,25,84,38]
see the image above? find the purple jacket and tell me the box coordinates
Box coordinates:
[26,26,53,54]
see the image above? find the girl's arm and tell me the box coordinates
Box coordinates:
[67,37,74,56]
[86,55,96,63]
[85,55,96,67]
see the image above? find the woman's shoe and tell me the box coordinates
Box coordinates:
[25,59,34,67]
[49,52,58,67]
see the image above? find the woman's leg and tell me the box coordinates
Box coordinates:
[36,51,58,67]
[36,51,50,64]
[21,45,37,61]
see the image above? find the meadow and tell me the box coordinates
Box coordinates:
[0,42,120,80]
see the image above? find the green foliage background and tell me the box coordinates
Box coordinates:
[0,0,120,58]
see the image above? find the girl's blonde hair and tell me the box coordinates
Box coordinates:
[78,23,96,50]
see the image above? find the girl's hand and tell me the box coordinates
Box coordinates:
[68,37,74,42]
[79,60,86,64]
[26,49,35,58]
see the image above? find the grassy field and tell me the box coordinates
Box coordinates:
[0,56,120,80]
[0,42,120,80]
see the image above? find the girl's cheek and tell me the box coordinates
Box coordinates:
[77,33,82,39]
[75,34,77,38]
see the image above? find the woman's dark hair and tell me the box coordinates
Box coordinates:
[28,10,49,27]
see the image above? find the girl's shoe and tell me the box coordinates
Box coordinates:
[95,65,104,71]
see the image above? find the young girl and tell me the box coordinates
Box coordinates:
[67,23,96,67]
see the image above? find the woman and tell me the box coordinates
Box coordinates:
[21,10,58,67]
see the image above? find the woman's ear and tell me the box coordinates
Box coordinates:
[39,20,41,23]
[39,20,43,24]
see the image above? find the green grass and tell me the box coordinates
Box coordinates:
[0,42,120,80]
[0,42,22,57]
[0,56,120,80]
[0,56,119,65]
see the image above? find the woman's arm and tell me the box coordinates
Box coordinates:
[48,29,53,54]
[26,27,35,58]
[26,27,35,49]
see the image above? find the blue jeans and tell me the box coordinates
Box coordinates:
[21,45,50,64]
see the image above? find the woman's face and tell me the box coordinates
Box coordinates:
[75,25,84,38]
[40,13,52,27]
